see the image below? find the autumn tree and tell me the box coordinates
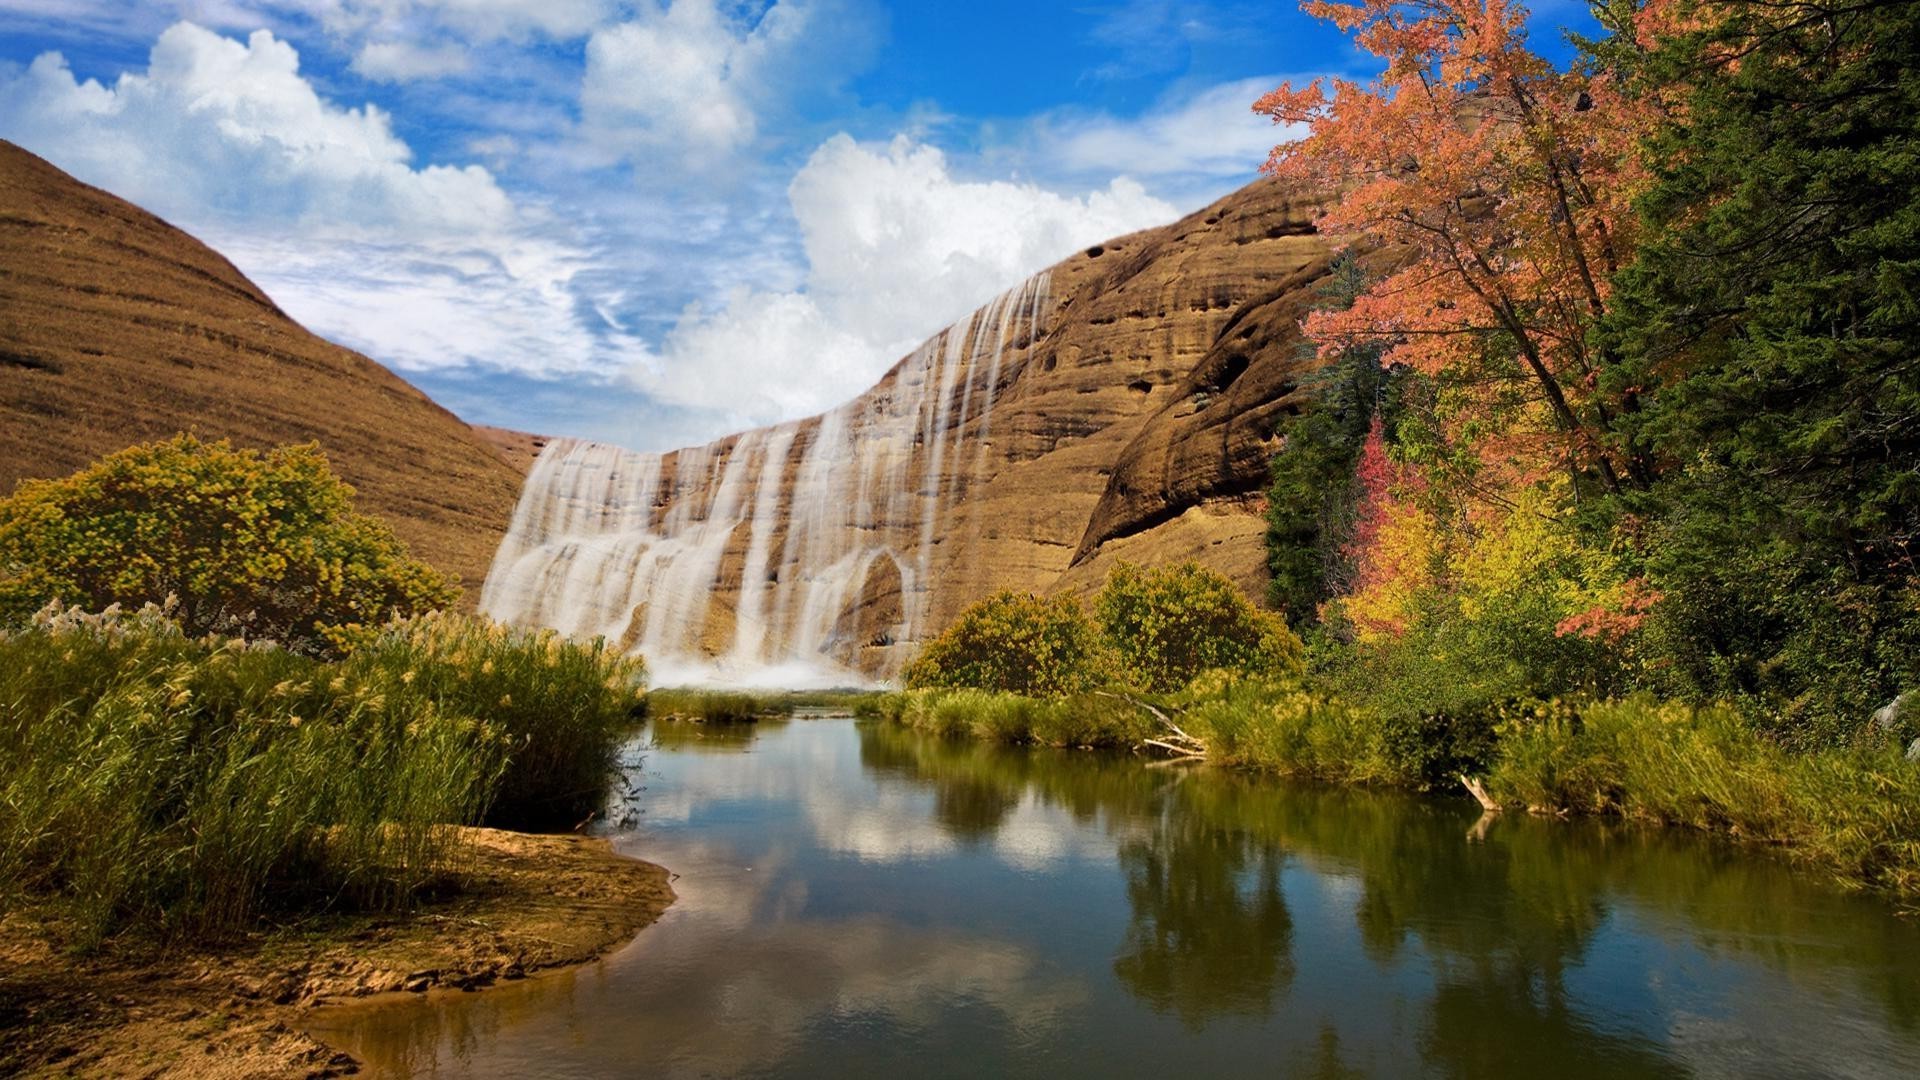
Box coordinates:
[1255,0,1673,495]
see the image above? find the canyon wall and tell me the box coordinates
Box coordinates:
[0,141,523,593]
[485,177,1346,683]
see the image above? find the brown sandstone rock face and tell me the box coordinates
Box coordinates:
[0,141,524,595]
[486,177,1348,681]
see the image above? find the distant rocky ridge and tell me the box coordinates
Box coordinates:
[0,141,523,594]
[486,177,1357,681]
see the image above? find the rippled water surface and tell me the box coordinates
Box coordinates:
[309,715,1920,1078]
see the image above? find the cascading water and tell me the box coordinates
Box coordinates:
[478,272,1054,686]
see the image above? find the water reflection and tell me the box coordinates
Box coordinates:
[311,718,1920,1078]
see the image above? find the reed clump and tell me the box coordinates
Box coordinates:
[0,603,645,946]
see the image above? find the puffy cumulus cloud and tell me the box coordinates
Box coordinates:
[0,21,631,379]
[0,23,511,233]
[633,134,1177,424]
[582,0,870,167]
[789,135,1174,347]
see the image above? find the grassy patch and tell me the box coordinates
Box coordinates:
[863,688,1153,749]
[647,688,872,724]
[0,604,645,946]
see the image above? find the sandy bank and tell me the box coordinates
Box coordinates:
[0,827,674,1078]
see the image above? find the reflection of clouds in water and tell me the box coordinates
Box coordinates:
[993,792,1124,874]
[596,828,1087,1077]
[637,915,1085,1073]
[322,720,1920,1079]
[808,796,958,862]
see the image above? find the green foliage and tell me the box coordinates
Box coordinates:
[903,590,1111,696]
[1096,562,1305,694]
[0,436,456,657]
[1175,673,1400,785]
[0,604,502,945]
[649,688,872,724]
[1597,0,1920,739]
[0,605,644,945]
[346,613,646,830]
[1265,255,1389,624]
[1489,698,1920,894]
[879,688,1153,749]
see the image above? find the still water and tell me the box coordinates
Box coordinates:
[311,715,1920,1078]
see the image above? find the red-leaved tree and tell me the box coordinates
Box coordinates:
[1256,0,1679,495]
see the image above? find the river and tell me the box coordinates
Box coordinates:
[308,713,1920,1078]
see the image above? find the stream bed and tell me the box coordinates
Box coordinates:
[308,714,1920,1078]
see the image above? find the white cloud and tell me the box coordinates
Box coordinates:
[582,0,865,168]
[0,21,628,378]
[358,0,613,41]
[1038,75,1301,180]
[351,38,470,81]
[0,23,511,233]
[633,134,1178,424]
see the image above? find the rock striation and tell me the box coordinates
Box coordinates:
[0,141,523,593]
[486,177,1349,681]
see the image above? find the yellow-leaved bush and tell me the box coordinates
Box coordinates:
[0,435,456,657]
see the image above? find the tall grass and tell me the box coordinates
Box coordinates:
[864,688,1152,748]
[649,687,874,723]
[0,603,645,946]
[348,613,646,829]
[870,672,1920,896]
[1488,698,1920,893]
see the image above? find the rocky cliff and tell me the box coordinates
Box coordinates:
[485,177,1350,682]
[0,141,524,593]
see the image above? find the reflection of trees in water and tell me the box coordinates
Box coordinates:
[1422,967,1690,1079]
[854,722,1920,1067]
[1112,808,1293,1030]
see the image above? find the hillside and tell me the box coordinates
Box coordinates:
[0,141,523,593]
[485,175,1375,678]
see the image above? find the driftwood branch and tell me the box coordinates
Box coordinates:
[1142,738,1207,758]
[1459,774,1501,813]
[1099,690,1209,758]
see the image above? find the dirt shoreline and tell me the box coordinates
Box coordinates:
[0,827,675,1078]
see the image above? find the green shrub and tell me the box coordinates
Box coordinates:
[904,591,1111,696]
[1095,562,1304,693]
[878,688,1148,749]
[0,436,456,657]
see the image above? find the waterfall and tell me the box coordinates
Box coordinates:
[479,272,1053,685]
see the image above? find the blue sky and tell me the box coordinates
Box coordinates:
[0,1,1595,451]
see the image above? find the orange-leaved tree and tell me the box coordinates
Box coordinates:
[1255,0,1679,495]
